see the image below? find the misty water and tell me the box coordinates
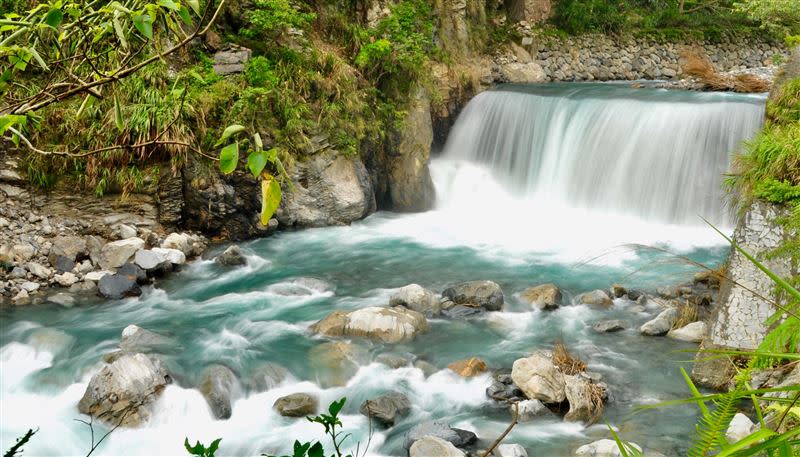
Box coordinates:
[0,83,768,456]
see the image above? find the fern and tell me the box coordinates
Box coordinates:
[754,315,800,368]
[688,390,740,457]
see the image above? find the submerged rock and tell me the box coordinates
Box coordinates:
[640,308,679,336]
[119,325,175,354]
[667,321,706,343]
[511,351,565,404]
[311,306,428,343]
[359,391,411,426]
[409,436,465,457]
[98,273,142,299]
[574,439,641,456]
[198,365,240,420]
[274,393,318,417]
[246,362,288,393]
[577,290,613,307]
[448,357,488,377]
[308,341,367,387]
[215,245,246,266]
[77,353,171,427]
[520,283,562,310]
[592,319,626,333]
[375,353,411,368]
[390,284,441,317]
[515,399,552,421]
[442,280,504,311]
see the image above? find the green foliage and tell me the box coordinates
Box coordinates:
[244,56,279,88]
[184,438,221,457]
[688,389,740,456]
[734,0,800,32]
[263,398,355,457]
[244,0,316,39]
[4,428,37,457]
[552,0,629,34]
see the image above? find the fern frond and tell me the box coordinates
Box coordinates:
[688,390,740,457]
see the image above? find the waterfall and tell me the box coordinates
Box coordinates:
[439,83,766,226]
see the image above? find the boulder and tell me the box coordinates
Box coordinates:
[390,284,441,317]
[273,393,318,417]
[246,362,289,393]
[311,306,428,343]
[404,421,461,451]
[10,266,26,278]
[511,351,565,403]
[520,284,561,310]
[610,284,627,298]
[442,280,504,311]
[563,375,602,424]
[501,62,547,83]
[120,325,175,354]
[52,255,76,274]
[26,261,51,279]
[574,439,641,457]
[118,263,147,284]
[161,233,193,256]
[213,44,251,75]
[486,373,525,402]
[515,399,552,421]
[448,357,488,377]
[54,272,79,287]
[98,273,142,299]
[99,238,145,270]
[77,353,171,427]
[359,392,411,426]
[49,235,86,261]
[592,320,626,333]
[409,436,465,457]
[667,321,706,343]
[726,413,755,443]
[13,243,36,262]
[198,365,240,420]
[308,341,368,387]
[151,247,186,265]
[112,223,138,240]
[577,290,613,307]
[134,249,172,271]
[640,308,679,336]
[20,281,40,292]
[494,444,528,457]
[215,245,247,266]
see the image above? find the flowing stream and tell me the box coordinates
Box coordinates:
[0,84,767,456]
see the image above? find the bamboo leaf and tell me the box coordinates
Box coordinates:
[158,0,180,11]
[113,94,123,131]
[261,174,282,225]
[716,428,777,456]
[112,16,128,49]
[219,142,239,174]
[681,367,711,417]
[26,47,48,70]
[215,124,246,147]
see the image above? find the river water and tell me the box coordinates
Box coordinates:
[0,84,767,456]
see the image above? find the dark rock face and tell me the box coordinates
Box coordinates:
[118,263,147,285]
[98,273,142,299]
[215,245,247,266]
[157,168,184,229]
[53,255,75,274]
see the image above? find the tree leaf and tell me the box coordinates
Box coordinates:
[186,0,200,15]
[132,14,153,39]
[261,174,282,225]
[112,16,128,48]
[176,6,193,25]
[44,8,63,28]
[207,438,222,456]
[247,150,268,179]
[113,94,123,131]
[253,132,263,151]
[215,124,246,147]
[26,47,48,70]
[329,398,346,416]
[308,442,324,457]
[158,0,180,11]
[219,142,239,174]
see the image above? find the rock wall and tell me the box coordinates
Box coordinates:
[693,202,796,388]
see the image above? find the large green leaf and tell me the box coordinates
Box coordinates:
[260,174,282,225]
[158,0,180,11]
[44,8,63,28]
[219,142,239,174]
[0,114,26,135]
[215,124,246,147]
[132,14,153,39]
[247,150,268,179]
[186,0,200,14]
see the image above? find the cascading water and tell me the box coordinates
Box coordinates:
[438,83,766,226]
[0,84,767,457]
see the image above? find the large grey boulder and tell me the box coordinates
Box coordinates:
[577,290,613,307]
[404,421,467,451]
[49,235,87,262]
[98,273,142,299]
[77,353,171,427]
[442,280,504,311]
[409,436,465,457]
[520,283,561,310]
[198,365,241,420]
[574,439,641,457]
[640,308,679,336]
[592,320,626,333]
[390,284,441,317]
[311,306,428,343]
[563,375,603,424]
[494,444,528,457]
[99,238,145,270]
[500,62,546,83]
[119,325,175,354]
[359,391,411,426]
[215,245,246,266]
[134,249,172,272]
[273,393,318,417]
[667,321,706,343]
[277,151,375,228]
[511,351,565,404]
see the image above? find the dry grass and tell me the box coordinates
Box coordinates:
[672,300,700,329]
[553,341,587,375]
[680,48,771,93]
[586,382,606,425]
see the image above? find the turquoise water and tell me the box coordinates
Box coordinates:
[0,84,766,456]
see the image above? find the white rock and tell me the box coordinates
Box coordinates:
[161,233,193,256]
[516,399,551,421]
[12,289,29,302]
[667,321,706,343]
[85,271,113,282]
[389,284,441,316]
[20,281,40,292]
[54,272,79,287]
[494,444,528,457]
[25,261,51,279]
[311,306,428,343]
[99,237,145,270]
[575,439,641,457]
[726,413,755,443]
[134,249,170,270]
[112,223,138,240]
[640,307,679,336]
[151,247,185,265]
[409,436,465,457]
[511,351,565,404]
[13,243,36,262]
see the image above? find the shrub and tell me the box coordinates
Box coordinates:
[552,0,629,34]
[244,56,279,88]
